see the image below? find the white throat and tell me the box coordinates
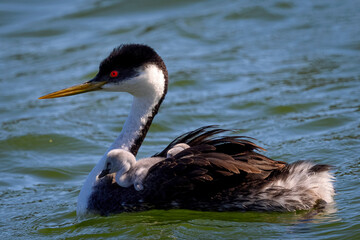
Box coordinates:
[111,96,157,152]
[77,65,166,215]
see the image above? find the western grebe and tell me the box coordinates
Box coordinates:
[39,44,335,216]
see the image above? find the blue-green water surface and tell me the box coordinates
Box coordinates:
[1,0,359,239]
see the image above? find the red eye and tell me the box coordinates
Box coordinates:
[110,70,119,78]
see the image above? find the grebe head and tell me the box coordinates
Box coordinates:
[39,44,168,99]
[98,149,136,178]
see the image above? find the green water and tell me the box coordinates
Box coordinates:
[1,0,359,239]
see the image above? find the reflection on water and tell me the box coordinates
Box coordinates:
[36,207,339,239]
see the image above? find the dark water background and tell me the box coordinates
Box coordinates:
[1,0,359,239]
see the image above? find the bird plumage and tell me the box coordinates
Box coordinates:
[39,44,335,216]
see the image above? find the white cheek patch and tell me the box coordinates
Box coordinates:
[101,65,165,99]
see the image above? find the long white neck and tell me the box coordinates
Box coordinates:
[77,65,167,216]
[111,96,156,152]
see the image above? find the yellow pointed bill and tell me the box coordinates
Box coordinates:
[39,81,106,99]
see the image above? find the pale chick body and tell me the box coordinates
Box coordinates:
[101,143,190,191]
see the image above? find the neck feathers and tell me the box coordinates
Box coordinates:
[76,64,167,215]
[112,64,168,156]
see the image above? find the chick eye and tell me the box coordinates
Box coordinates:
[110,70,119,78]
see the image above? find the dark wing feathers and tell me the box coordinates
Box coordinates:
[153,126,230,157]
[143,126,286,202]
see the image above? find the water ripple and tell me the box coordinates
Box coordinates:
[1,0,359,239]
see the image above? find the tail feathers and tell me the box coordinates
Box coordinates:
[255,161,335,211]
